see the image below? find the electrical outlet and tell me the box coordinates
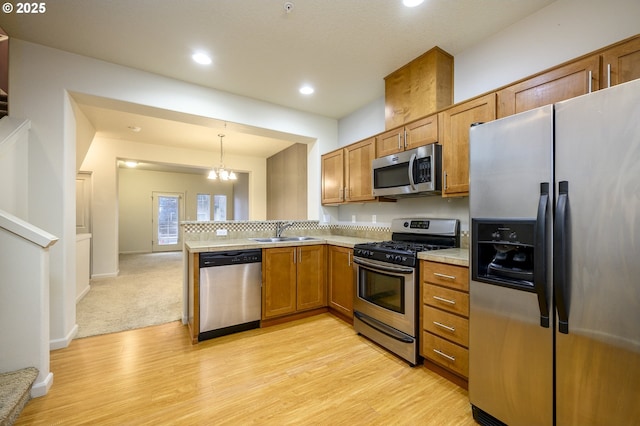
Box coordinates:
[372,215,377,223]
[216,229,228,236]
[351,215,356,223]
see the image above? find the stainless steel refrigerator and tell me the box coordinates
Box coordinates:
[468,79,640,425]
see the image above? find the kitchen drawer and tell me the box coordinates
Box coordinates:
[422,331,469,378]
[423,305,469,347]
[423,283,469,317]
[422,261,469,292]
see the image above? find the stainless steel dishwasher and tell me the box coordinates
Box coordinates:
[199,249,262,341]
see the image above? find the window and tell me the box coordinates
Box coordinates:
[196,194,210,221]
[214,195,227,221]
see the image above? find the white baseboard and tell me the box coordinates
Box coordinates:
[31,371,53,398]
[50,324,78,351]
[91,271,118,279]
[76,284,91,303]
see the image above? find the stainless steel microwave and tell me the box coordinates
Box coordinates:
[372,144,441,198]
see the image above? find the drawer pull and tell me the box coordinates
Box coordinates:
[433,321,455,332]
[433,349,456,362]
[433,272,456,280]
[432,295,456,305]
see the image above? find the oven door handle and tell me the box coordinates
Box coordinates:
[354,311,414,343]
[353,257,414,274]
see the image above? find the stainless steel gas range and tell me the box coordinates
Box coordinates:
[353,218,460,365]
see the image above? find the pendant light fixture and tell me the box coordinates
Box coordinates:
[208,133,237,181]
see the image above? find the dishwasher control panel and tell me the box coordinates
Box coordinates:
[199,250,262,268]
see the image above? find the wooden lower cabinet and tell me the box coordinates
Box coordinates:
[262,245,326,320]
[327,246,354,320]
[420,260,470,382]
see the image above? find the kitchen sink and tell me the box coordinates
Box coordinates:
[250,236,321,243]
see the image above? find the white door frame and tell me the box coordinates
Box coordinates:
[152,192,184,252]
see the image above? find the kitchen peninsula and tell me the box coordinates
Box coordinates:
[182,219,470,388]
[182,219,384,345]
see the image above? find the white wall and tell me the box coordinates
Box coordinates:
[337,96,385,147]
[0,117,30,218]
[117,167,237,254]
[9,40,338,350]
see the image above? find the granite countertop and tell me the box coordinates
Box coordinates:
[185,235,373,253]
[417,247,469,267]
[187,236,469,267]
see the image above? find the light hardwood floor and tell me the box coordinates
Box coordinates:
[17,314,476,425]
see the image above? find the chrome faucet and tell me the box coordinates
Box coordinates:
[275,221,294,238]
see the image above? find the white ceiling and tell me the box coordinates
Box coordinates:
[2,0,556,165]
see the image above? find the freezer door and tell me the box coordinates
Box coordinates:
[554,80,640,425]
[469,106,553,426]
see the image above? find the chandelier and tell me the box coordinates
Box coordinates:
[207,133,237,181]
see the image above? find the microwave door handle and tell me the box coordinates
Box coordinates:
[408,153,417,190]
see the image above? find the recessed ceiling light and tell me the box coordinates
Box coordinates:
[127,125,142,132]
[299,85,314,95]
[403,0,424,7]
[192,52,212,65]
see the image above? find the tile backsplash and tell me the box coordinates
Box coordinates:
[182,220,468,248]
[182,220,391,241]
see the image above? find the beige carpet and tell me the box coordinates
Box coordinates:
[76,252,183,338]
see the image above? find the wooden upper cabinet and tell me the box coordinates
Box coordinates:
[384,47,453,129]
[321,148,345,204]
[601,35,640,88]
[376,114,439,158]
[406,114,439,150]
[497,55,600,119]
[440,93,496,197]
[344,138,376,202]
[376,128,405,157]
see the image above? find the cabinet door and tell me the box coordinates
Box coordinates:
[497,55,600,118]
[262,247,297,319]
[328,246,354,319]
[321,149,344,204]
[296,245,326,311]
[376,128,404,157]
[405,114,438,151]
[601,35,640,88]
[440,93,496,197]
[344,138,376,202]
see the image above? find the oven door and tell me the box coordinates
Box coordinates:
[353,257,416,336]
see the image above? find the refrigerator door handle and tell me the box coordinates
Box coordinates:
[554,180,570,334]
[534,182,551,328]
